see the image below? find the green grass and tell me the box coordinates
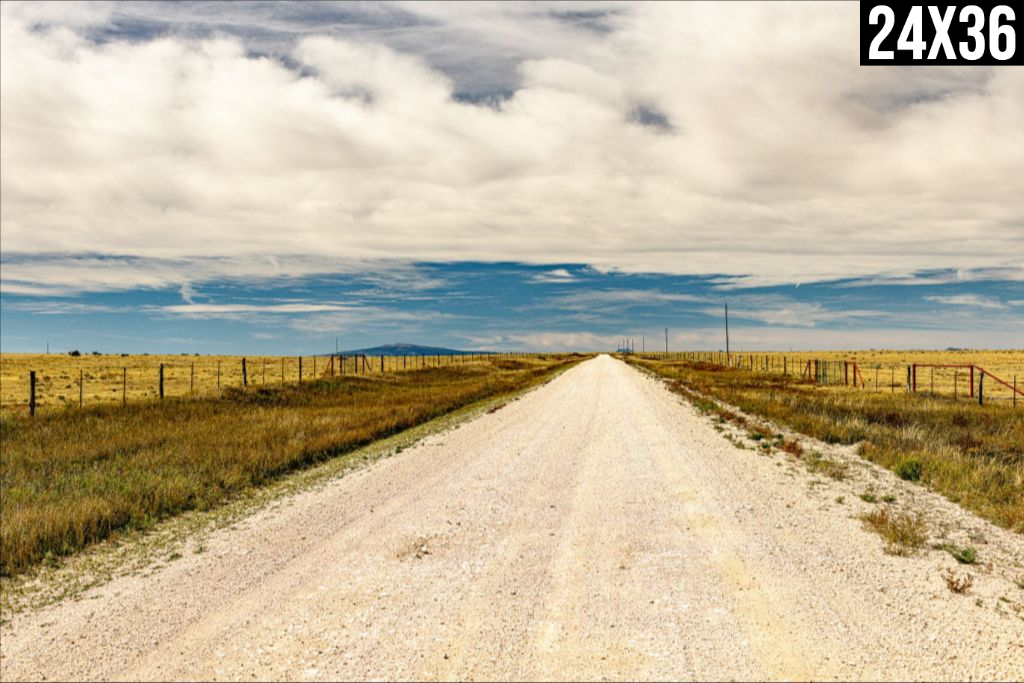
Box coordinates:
[935,543,978,564]
[631,358,1024,532]
[0,355,584,576]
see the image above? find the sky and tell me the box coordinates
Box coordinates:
[1,1,1022,353]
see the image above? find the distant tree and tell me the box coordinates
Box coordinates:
[68,350,81,357]
[91,351,101,356]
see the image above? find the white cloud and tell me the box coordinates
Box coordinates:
[465,320,1024,352]
[529,268,577,284]
[0,255,440,296]
[545,289,706,310]
[1,3,1022,292]
[924,294,1007,310]
[666,324,1024,352]
[159,303,355,316]
[711,296,887,328]
[498,331,626,351]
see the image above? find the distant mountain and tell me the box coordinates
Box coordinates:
[335,343,490,357]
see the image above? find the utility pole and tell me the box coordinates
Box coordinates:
[724,303,730,363]
[664,328,668,355]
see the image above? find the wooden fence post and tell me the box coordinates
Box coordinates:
[29,370,36,417]
[380,355,384,373]
[242,358,248,387]
[978,372,984,406]
[123,367,127,404]
[969,366,975,399]
[159,363,165,399]
[217,361,221,389]
[299,356,303,383]
[79,369,84,408]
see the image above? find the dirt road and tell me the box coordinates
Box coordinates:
[2,355,1022,681]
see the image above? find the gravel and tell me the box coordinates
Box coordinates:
[1,354,1022,681]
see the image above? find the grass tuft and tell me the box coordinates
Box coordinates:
[803,450,849,480]
[896,457,923,482]
[942,569,974,594]
[859,507,927,555]
[781,439,804,456]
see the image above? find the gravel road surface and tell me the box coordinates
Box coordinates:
[2,355,1022,681]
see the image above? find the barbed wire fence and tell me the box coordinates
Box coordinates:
[4,352,537,417]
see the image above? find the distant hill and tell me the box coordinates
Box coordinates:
[336,343,490,357]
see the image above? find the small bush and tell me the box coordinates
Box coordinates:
[896,458,923,482]
[860,507,927,555]
[68,350,81,357]
[781,439,803,456]
[747,425,773,441]
[942,569,974,594]
[936,544,977,564]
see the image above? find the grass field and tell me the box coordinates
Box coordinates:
[0,354,585,576]
[635,350,1024,402]
[0,352,507,415]
[628,356,1024,533]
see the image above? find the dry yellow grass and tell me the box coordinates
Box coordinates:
[0,352,504,415]
[638,350,1024,402]
[630,356,1024,532]
[775,350,1023,397]
[0,354,585,576]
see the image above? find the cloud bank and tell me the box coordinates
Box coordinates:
[2,1,1021,295]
